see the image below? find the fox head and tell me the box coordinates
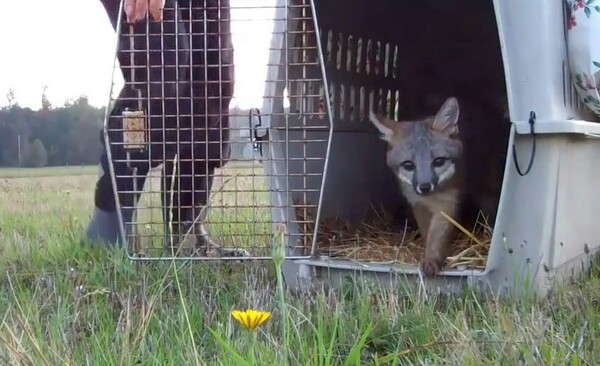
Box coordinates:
[369,97,463,195]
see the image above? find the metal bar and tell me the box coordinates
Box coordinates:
[308,0,334,258]
[103,0,330,263]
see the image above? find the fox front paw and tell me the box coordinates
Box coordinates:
[217,247,251,258]
[421,255,445,277]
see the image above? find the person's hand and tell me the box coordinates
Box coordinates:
[125,0,165,23]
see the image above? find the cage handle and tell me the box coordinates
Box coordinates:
[512,111,537,177]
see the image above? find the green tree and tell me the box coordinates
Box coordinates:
[0,89,104,167]
[27,139,48,167]
[6,88,16,108]
[41,85,52,111]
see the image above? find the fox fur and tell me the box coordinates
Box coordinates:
[369,96,505,276]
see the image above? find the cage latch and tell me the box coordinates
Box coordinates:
[512,110,537,177]
[249,108,268,158]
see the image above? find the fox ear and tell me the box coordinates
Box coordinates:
[432,97,460,136]
[369,111,397,142]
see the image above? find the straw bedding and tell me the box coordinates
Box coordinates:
[294,203,493,270]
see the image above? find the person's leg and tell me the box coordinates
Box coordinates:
[87,0,191,247]
[160,0,243,256]
[87,88,150,247]
[194,0,245,256]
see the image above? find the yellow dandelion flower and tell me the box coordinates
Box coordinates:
[231,309,271,331]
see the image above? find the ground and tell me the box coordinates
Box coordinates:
[0,165,598,365]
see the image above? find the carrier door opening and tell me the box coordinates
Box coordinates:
[301,0,510,273]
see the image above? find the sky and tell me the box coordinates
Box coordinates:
[0,0,277,110]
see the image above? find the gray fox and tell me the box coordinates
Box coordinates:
[369,96,503,276]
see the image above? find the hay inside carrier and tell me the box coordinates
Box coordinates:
[295,202,493,271]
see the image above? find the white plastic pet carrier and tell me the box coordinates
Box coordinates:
[87,0,600,298]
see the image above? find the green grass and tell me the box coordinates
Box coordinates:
[0,165,98,178]
[0,165,599,365]
[134,161,272,255]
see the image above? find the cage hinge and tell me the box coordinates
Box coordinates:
[512,110,537,177]
[249,108,268,158]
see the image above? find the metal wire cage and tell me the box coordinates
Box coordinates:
[100,0,333,261]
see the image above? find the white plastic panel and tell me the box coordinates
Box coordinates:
[493,0,574,123]
[552,135,600,268]
[514,119,600,135]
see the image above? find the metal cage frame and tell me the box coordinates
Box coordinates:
[100,0,334,262]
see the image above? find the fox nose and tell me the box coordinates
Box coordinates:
[417,183,433,194]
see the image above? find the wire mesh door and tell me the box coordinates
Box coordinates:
[101,0,333,261]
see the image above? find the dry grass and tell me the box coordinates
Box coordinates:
[0,165,599,365]
[295,203,492,270]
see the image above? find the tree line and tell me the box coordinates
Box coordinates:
[0,88,105,168]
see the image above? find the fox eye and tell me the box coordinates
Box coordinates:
[400,160,416,171]
[432,157,448,167]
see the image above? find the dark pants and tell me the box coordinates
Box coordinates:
[87,0,234,247]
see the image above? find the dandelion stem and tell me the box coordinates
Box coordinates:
[276,265,288,366]
[248,330,257,365]
[272,224,288,366]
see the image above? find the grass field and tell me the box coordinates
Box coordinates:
[0,165,599,365]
